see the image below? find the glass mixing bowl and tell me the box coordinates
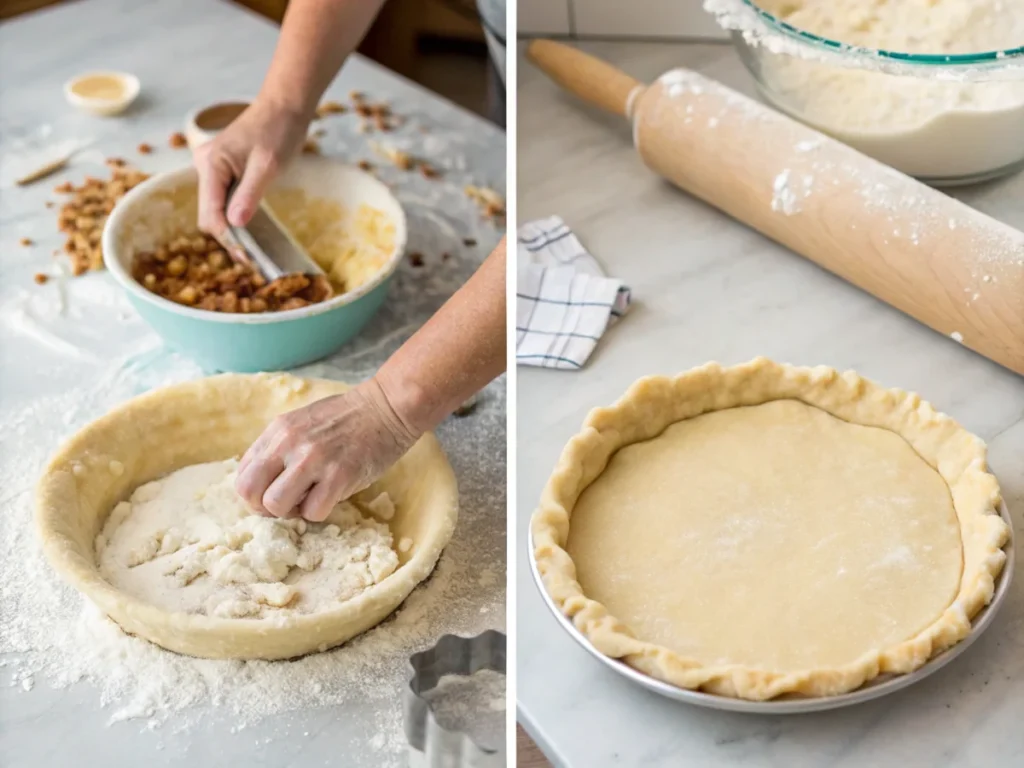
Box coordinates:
[728,0,1024,186]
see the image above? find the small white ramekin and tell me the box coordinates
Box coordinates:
[64,71,140,117]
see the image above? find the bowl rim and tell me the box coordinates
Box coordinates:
[64,70,141,106]
[740,0,1024,67]
[101,158,408,325]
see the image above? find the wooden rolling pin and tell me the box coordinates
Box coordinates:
[527,40,1024,377]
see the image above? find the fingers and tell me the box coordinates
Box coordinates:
[235,451,285,515]
[237,429,273,478]
[195,148,232,239]
[227,147,277,228]
[299,471,349,523]
[262,460,318,518]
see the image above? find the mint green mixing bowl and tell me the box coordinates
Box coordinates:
[102,158,407,372]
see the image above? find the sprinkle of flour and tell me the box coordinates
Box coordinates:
[0,352,505,766]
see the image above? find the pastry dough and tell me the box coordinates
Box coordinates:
[532,358,1010,700]
[95,459,401,619]
[36,373,459,660]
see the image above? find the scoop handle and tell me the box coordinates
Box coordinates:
[526,39,645,118]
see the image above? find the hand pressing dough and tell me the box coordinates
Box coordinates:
[532,358,1010,700]
[36,373,459,660]
[96,460,400,620]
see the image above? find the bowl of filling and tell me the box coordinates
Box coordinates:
[103,156,406,372]
[708,0,1024,185]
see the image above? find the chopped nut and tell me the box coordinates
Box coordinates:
[357,160,374,173]
[302,138,320,155]
[169,132,188,149]
[105,157,127,168]
[19,237,32,247]
[54,181,74,194]
[419,163,441,179]
[54,166,150,276]
[464,185,506,221]
[463,238,477,247]
[349,90,364,102]
[166,255,188,277]
[371,141,413,171]
[33,273,48,285]
[315,101,347,118]
[442,252,451,261]
[137,143,153,154]
[131,230,333,315]
[409,252,424,267]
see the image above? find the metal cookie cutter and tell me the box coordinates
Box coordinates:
[404,630,507,767]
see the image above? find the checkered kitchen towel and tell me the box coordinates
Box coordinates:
[517,216,631,370]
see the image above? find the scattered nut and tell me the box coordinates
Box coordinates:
[463,238,477,247]
[54,181,74,194]
[419,163,441,179]
[105,157,126,168]
[409,252,424,267]
[357,160,374,173]
[169,132,188,149]
[33,273,48,285]
[302,138,320,155]
[464,185,505,221]
[55,166,150,275]
[315,101,347,118]
[19,237,32,247]
[442,252,451,261]
[137,143,153,154]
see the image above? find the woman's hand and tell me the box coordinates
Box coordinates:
[236,237,507,522]
[193,98,310,238]
[236,378,419,522]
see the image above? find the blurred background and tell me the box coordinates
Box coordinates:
[0,0,506,126]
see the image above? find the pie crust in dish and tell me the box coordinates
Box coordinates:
[36,373,459,660]
[531,358,1010,700]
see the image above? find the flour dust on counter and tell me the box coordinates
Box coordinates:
[0,349,505,765]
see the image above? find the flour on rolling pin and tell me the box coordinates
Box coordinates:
[645,68,1024,306]
[530,37,1023,373]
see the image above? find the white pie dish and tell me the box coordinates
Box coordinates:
[528,500,1013,714]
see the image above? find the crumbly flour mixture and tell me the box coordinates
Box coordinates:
[97,460,400,619]
[738,0,1024,177]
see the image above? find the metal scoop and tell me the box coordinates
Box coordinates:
[223,180,328,285]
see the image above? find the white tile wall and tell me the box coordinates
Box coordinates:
[518,0,573,36]
[519,0,729,40]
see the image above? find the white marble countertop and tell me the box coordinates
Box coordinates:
[0,2,506,767]
[516,40,1024,767]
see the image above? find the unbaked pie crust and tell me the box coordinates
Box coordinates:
[36,373,459,660]
[531,358,1010,700]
